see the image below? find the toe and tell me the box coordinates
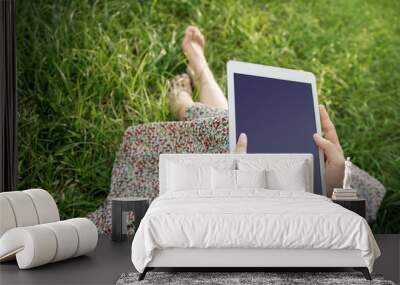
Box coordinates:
[192,27,205,47]
[168,81,176,95]
[184,26,196,44]
[182,30,192,52]
[170,74,191,92]
[180,74,191,89]
[169,75,182,91]
[169,79,175,89]
[199,33,205,47]
[181,73,191,84]
[176,75,185,86]
[173,76,180,86]
[185,25,197,36]
[183,25,204,49]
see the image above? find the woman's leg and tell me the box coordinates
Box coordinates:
[169,26,228,121]
[182,26,228,110]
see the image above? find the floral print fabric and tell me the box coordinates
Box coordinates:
[88,105,385,234]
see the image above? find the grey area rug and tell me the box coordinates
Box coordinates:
[116,272,395,285]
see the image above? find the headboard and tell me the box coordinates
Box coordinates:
[159,153,314,194]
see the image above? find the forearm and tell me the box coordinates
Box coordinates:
[351,164,386,222]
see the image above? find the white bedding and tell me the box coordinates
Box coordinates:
[131,190,380,273]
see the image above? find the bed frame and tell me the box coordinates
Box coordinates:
[139,249,371,280]
[138,154,372,281]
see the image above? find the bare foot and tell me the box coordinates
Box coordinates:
[181,25,228,110]
[168,73,194,120]
[181,26,208,85]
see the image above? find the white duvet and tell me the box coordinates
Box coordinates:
[131,190,380,273]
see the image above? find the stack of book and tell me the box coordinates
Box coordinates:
[332,188,358,200]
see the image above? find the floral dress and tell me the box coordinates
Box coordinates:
[88,106,386,234]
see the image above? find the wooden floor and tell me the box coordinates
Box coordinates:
[0,235,398,284]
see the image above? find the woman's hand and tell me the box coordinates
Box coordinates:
[235,105,345,197]
[313,105,345,197]
[235,133,247,154]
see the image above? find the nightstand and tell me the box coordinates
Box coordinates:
[112,197,150,242]
[332,198,366,218]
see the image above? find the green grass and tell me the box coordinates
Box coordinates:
[16,0,399,233]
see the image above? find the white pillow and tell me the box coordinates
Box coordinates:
[167,162,211,191]
[238,159,309,192]
[266,162,307,191]
[211,168,236,190]
[236,169,267,189]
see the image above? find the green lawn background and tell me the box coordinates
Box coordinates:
[16,0,399,233]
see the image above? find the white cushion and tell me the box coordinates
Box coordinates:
[42,221,79,262]
[23,189,59,224]
[0,225,57,268]
[238,159,309,192]
[212,168,236,190]
[167,162,211,191]
[0,192,39,227]
[266,162,307,191]
[65,218,98,257]
[0,218,97,269]
[159,154,236,195]
[236,169,268,189]
[159,154,313,194]
[0,190,60,238]
[0,196,16,237]
[0,189,97,269]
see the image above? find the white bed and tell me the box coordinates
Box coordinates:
[131,154,380,280]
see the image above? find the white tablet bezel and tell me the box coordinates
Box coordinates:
[227,60,326,195]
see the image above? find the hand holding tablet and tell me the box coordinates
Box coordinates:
[228,62,345,196]
[227,61,326,194]
[312,105,346,196]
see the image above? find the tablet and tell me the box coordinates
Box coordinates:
[227,61,325,195]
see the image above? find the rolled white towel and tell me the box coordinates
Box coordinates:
[0,218,98,269]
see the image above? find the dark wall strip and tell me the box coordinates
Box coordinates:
[0,0,17,192]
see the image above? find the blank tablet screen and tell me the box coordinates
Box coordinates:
[233,73,323,194]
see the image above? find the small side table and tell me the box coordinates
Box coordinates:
[112,197,150,242]
[332,198,366,218]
